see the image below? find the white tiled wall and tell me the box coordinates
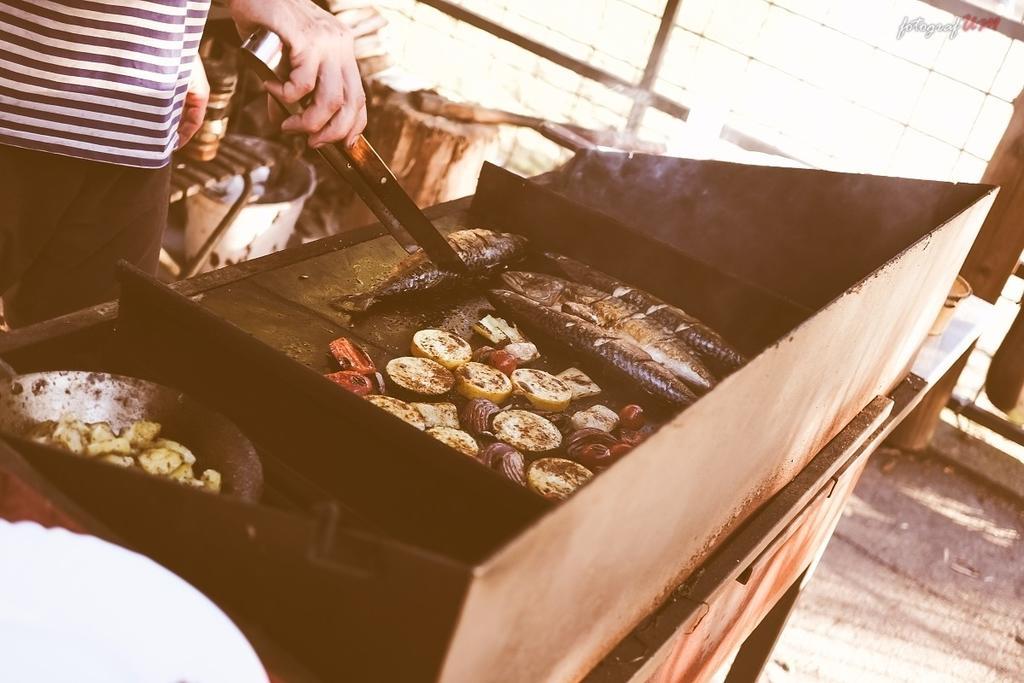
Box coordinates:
[378,1,1023,180]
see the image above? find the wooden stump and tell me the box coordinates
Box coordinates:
[297,86,499,241]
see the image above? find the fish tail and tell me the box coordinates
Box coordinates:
[331,292,377,313]
[677,327,746,376]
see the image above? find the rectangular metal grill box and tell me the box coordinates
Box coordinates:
[10,152,995,682]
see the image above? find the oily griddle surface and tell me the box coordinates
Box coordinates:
[194,211,671,416]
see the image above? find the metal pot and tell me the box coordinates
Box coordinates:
[0,360,263,501]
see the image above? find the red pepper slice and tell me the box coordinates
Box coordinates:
[324,370,375,396]
[328,337,376,375]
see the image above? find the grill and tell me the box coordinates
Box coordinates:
[0,152,994,682]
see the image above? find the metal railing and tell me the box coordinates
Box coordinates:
[412,0,808,164]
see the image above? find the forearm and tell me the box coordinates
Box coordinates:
[222,0,366,147]
[224,0,339,43]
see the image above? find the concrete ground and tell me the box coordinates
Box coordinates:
[761,450,1024,683]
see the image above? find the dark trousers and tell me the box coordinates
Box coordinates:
[0,144,169,327]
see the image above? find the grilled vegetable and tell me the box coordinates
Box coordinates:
[472,345,497,363]
[333,229,528,312]
[556,367,602,400]
[566,428,619,452]
[411,329,472,369]
[124,420,161,448]
[427,427,480,457]
[153,438,196,465]
[473,314,527,345]
[455,362,513,403]
[488,289,697,409]
[138,447,183,476]
[85,436,131,457]
[89,422,116,443]
[493,410,562,453]
[386,357,456,396]
[200,469,222,493]
[504,342,540,364]
[616,428,648,447]
[487,349,518,376]
[546,253,746,375]
[570,405,619,432]
[527,458,593,500]
[566,429,622,470]
[412,402,460,429]
[100,454,134,468]
[479,443,527,485]
[479,442,516,467]
[325,370,375,396]
[27,415,219,493]
[329,337,376,375]
[460,398,501,437]
[366,395,427,430]
[474,315,509,344]
[618,404,645,430]
[510,368,573,412]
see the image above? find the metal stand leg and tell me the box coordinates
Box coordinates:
[181,171,254,279]
[722,568,808,683]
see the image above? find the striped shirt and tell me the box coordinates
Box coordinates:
[0,0,210,169]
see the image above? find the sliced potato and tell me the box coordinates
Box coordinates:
[153,438,197,465]
[493,410,562,453]
[412,402,460,429]
[85,436,132,458]
[168,462,196,484]
[556,367,602,400]
[511,369,573,412]
[201,469,222,494]
[386,356,455,396]
[411,329,472,369]
[99,454,135,468]
[138,447,183,476]
[52,419,85,455]
[527,458,593,501]
[455,362,513,403]
[366,395,427,430]
[124,420,161,447]
[426,427,479,456]
[88,422,117,443]
[25,420,56,443]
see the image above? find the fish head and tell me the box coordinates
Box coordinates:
[500,271,566,307]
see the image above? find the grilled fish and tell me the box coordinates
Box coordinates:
[545,253,747,376]
[501,271,716,394]
[333,229,528,312]
[488,289,698,409]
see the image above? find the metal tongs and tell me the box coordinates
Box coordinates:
[240,28,467,273]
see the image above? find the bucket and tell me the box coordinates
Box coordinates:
[185,138,316,274]
[928,275,972,336]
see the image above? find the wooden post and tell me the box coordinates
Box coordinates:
[888,93,1024,451]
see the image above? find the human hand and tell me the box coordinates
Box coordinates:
[176,58,210,149]
[228,0,367,147]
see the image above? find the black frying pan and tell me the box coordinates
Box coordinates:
[0,359,263,501]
